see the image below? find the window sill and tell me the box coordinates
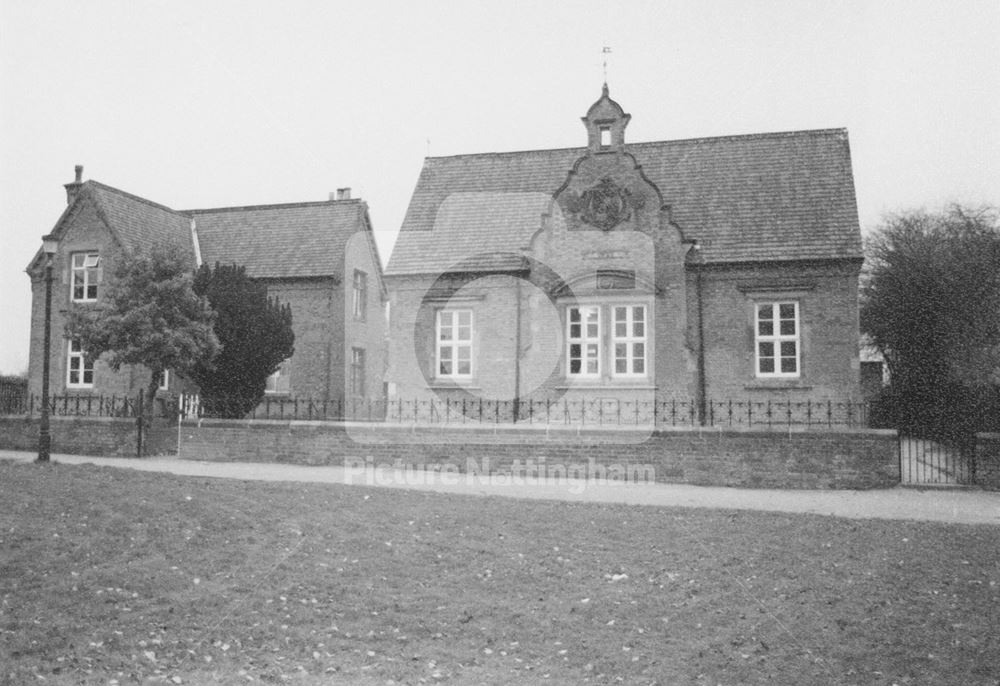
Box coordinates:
[429,382,482,391]
[744,381,813,391]
[556,383,657,391]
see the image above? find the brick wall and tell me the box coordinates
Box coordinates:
[976,433,1000,490]
[0,416,177,457]
[696,261,862,400]
[343,230,387,403]
[263,278,339,400]
[27,196,143,399]
[177,420,899,490]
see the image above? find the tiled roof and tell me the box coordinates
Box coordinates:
[50,182,366,280]
[386,129,862,275]
[188,201,365,279]
[388,192,550,274]
[87,182,195,263]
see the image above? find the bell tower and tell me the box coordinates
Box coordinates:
[581,83,631,153]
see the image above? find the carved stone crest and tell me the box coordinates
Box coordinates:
[568,177,633,231]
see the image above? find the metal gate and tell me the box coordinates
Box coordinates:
[899,435,975,486]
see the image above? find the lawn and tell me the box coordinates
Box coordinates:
[1,460,998,685]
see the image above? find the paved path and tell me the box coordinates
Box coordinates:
[4,450,1000,525]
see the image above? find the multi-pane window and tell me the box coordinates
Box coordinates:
[567,306,601,377]
[353,270,368,321]
[265,359,291,394]
[351,348,366,397]
[436,310,473,378]
[612,305,646,376]
[756,302,800,377]
[71,252,100,302]
[66,339,93,388]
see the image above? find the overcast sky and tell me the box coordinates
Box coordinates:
[1,0,997,375]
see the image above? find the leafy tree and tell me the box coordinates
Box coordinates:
[189,263,294,418]
[861,204,1000,441]
[66,245,219,430]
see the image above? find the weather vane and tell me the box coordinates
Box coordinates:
[602,46,612,83]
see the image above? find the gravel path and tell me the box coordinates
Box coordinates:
[4,450,999,525]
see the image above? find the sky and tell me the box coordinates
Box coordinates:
[1,0,997,376]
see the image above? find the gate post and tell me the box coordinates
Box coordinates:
[136,390,144,458]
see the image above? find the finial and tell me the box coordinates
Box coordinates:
[602,46,612,86]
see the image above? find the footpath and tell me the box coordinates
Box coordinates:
[3,450,999,525]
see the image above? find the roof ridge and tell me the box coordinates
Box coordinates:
[85,180,183,216]
[425,127,849,162]
[184,198,362,214]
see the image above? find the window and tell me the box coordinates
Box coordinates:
[71,252,100,302]
[600,127,611,147]
[566,303,650,380]
[156,370,169,392]
[265,359,291,394]
[351,348,366,397]
[353,270,368,320]
[567,306,601,377]
[67,339,93,388]
[436,310,473,378]
[612,305,646,376]
[756,302,800,377]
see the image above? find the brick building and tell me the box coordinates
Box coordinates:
[384,85,864,415]
[25,169,386,406]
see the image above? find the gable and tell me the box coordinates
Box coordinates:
[386,128,863,275]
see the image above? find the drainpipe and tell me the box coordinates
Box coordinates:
[695,264,707,426]
[512,277,523,423]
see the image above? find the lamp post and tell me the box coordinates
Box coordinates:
[37,234,59,463]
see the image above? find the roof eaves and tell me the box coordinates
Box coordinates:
[183,198,362,215]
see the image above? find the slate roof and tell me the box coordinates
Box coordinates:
[387,192,550,274]
[36,181,369,281]
[188,201,366,279]
[87,182,196,263]
[386,128,862,275]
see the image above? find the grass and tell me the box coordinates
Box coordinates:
[1,460,998,685]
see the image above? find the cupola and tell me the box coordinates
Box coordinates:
[581,83,631,153]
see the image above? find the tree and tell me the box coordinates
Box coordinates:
[188,263,294,418]
[861,204,1000,440]
[66,245,220,431]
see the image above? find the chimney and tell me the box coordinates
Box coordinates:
[64,165,84,205]
[336,187,351,201]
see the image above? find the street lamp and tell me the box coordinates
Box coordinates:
[37,234,58,463]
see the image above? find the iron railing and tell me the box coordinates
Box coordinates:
[3,392,871,428]
[184,395,871,429]
[2,393,176,419]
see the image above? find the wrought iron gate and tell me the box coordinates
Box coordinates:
[899,435,975,486]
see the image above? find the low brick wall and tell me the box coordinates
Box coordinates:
[976,433,1000,491]
[0,416,177,457]
[177,420,900,489]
